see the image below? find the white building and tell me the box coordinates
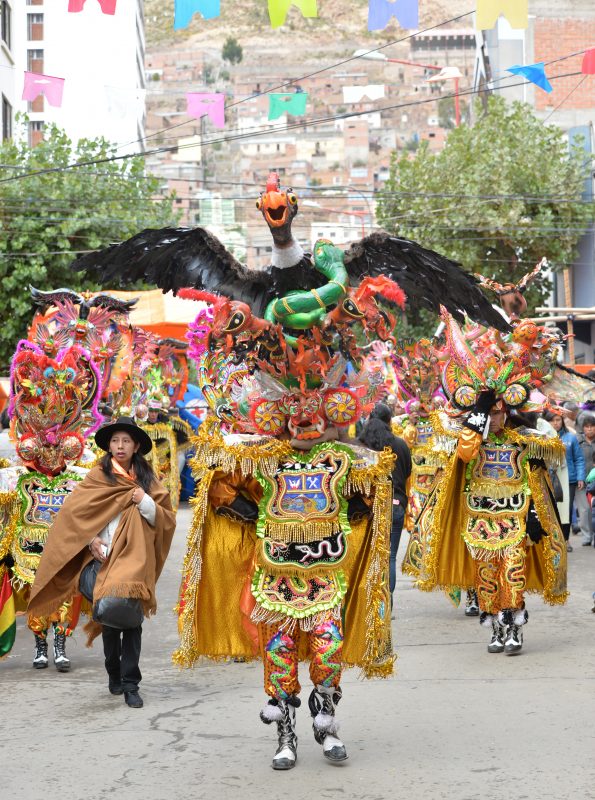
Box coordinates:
[2,0,145,149]
[1,0,19,140]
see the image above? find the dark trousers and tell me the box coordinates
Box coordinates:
[102,625,142,692]
[389,504,406,597]
[562,482,577,541]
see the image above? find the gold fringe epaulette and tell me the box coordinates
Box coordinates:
[347,448,395,496]
[428,411,459,456]
[430,411,566,469]
[189,418,293,478]
[506,427,566,469]
[431,435,458,457]
[142,422,174,442]
[414,443,450,466]
[169,416,194,449]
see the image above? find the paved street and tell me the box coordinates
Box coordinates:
[3,504,595,800]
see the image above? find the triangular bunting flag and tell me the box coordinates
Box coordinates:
[22,72,65,107]
[582,48,595,75]
[368,0,418,32]
[174,0,220,30]
[105,86,147,118]
[68,0,117,13]
[476,0,528,30]
[507,62,552,93]
[268,0,318,30]
[186,93,225,128]
[268,92,308,120]
[343,85,385,103]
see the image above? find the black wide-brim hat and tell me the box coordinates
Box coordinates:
[94,416,153,456]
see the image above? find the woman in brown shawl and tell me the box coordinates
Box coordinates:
[28,417,176,708]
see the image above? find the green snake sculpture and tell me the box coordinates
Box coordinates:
[264,240,348,332]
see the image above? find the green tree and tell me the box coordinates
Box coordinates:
[222,36,243,65]
[0,120,178,370]
[437,96,470,129]
[377,96,594,336]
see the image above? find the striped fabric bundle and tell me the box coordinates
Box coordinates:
[0,565,16,658]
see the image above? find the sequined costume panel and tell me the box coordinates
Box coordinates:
[475,542,527,614]
[260,613,343,699]
[462,443,529,556]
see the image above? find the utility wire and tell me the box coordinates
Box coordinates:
[127,10,476,148]
[0,69,585,186]
[541,74,589,124]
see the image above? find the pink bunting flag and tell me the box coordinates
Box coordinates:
[186,93,225,128]
[582,48,595,75]
[68,0,117,13]
[22,72,65,107]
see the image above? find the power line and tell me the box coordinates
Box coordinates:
[541,74,589,124]
[0,69,586,186]
[125,9,476,149]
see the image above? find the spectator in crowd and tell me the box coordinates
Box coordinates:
[546,411,586,552]
[563,401,580,433]
[578,415,595,545]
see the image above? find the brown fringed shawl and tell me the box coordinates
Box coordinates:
[28,466,176,621]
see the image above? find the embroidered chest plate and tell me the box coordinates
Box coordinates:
[257,445,352,549]
[473,444,523,485]
[415,423,433,447]
[12,471,84,585]
[256,447,352,572]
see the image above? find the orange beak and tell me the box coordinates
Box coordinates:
[262,191,289,228]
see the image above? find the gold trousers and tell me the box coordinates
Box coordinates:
[474,542,527,615]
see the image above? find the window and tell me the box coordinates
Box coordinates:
[2,95,12,141]
[29,119,44,147]
[28,48,43,71]
[27,12,43,40]
[1,0,12,49]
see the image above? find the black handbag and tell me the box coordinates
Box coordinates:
[78,559,101,602]
[548,468,564,503]
[93,597,144,630]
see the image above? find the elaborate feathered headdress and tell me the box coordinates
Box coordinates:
[392,338,445,413]
[9,341,102,475]
[440,307,562,414]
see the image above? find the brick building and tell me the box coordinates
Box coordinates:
[477,0,595,362]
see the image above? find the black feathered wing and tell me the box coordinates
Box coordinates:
[29,286,83,311]
[71,226,270,306]
[343,232,510,332]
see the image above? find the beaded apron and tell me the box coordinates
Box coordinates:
[462,443,529,557]
[251,445,351,626]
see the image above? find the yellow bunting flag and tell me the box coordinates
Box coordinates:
[476,0,528,30]
[268,0,318,29]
